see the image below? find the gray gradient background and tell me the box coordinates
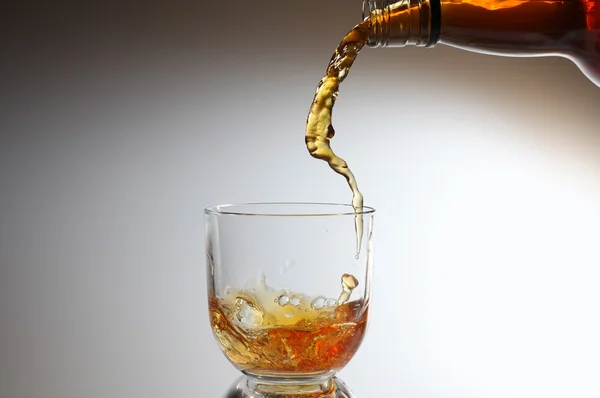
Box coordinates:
[2,1,600,397]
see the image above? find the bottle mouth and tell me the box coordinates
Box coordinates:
[361,0,371,21]
[362,0,391,47]
[362,0,440,48]
[362,0,390,21]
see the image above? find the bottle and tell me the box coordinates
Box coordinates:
[362,0,600,87]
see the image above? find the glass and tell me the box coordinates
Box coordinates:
[205,203,375,398]
[362,0,600,87]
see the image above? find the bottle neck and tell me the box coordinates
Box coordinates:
[362,0,441,48]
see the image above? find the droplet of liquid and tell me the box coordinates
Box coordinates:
[234,297,264,328]
[338,273,359,304]
[342,273,358,289]
[311,296,326,310]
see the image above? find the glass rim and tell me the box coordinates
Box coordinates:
[204,202,376,217]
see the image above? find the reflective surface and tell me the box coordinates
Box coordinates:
[205,203,375,397]
[222,376,355,398]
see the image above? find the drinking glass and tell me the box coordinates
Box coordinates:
[205,203,375,398]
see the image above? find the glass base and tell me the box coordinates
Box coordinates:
[223,375,355,398]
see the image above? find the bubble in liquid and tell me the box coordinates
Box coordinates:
[289,296,301,307]
[325,298,337,308]
[277,295,290,306]
[234,297,264,328]
[311,296,326,310]
[283,305,296,318]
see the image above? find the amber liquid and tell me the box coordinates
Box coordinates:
[439,0,600,83]
[305,21,371,256]
[305,0,598,229]
[209,288,368,375]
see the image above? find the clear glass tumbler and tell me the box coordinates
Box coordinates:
[205,203,375,398]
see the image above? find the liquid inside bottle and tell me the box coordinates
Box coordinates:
[363,0,600,86]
